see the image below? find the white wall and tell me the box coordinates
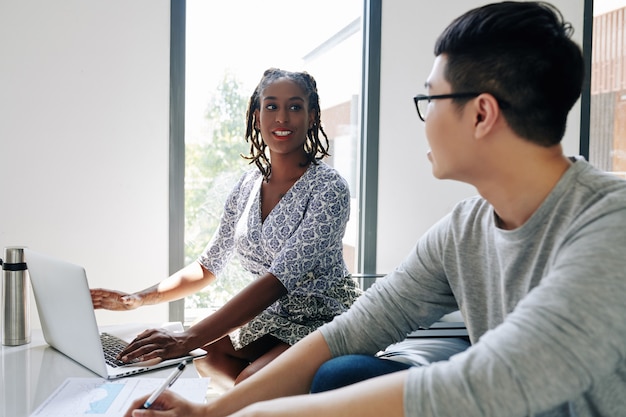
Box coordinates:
[376,0,586,273]
[0,0,171,327]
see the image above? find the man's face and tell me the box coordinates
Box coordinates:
[423,55,476,181]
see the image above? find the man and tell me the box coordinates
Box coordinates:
[126,2,626,416]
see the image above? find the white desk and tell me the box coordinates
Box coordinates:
[0,326,204,417]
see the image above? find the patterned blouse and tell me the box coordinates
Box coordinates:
[197,161,361,349]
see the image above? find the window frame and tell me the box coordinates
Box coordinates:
[169,0,186,322]
[358,0,382,290]
[579,0,593,160]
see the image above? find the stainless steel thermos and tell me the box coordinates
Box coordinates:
[1,246,31,346]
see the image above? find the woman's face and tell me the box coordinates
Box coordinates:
[255,78,315,158]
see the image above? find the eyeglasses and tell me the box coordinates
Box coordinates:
[413,92,481,122]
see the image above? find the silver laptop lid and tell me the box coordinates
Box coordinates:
[25,249,109,378]
[25,249,207,379]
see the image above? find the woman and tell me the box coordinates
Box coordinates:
[91,68,361,389]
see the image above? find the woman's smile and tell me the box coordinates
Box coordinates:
[272,129,294,140]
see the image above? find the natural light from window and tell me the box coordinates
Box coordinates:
[184,0,363,324]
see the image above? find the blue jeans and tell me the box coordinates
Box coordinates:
[310,338,470,393]
[310,354,412,393]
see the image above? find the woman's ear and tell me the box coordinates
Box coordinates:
[309,110,317,130]
[254,109,260,129]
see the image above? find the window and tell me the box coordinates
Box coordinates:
[182,0,365,323]
[588,0,626,178]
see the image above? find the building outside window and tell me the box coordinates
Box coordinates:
[589,1,626,178]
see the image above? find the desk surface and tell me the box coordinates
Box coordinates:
[0,325,204,417]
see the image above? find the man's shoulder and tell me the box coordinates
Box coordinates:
[427,195,491,238]
[450,195,490,218]
[573,159,626,193]
[567,159,626,213]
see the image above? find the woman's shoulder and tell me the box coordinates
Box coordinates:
[307,161,349,190]
[223,168,262,208]
[235,168,263,190]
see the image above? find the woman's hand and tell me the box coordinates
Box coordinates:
[124,390,207,417]
[90,288,143,311]
[118,328,192,363]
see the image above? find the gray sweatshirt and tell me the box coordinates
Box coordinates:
[320,157,626,416]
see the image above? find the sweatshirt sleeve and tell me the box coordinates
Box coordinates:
[319,214,460,357]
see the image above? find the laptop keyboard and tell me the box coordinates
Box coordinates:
[100,332,138,368]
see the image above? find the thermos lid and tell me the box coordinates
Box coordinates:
[2,246,27,267]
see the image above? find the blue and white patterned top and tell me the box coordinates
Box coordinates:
[198,161,361,349]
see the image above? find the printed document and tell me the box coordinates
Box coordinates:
[30,377,211,416]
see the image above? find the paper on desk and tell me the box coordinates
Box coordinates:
[30,377,211,416]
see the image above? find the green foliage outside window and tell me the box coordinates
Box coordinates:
[184,71,254,312]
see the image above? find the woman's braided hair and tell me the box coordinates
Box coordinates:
[244,68,330,181]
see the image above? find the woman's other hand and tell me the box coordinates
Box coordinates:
[91,288,143,311]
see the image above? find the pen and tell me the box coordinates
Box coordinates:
[141,359,188,409]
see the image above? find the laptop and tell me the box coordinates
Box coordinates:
[25,249,205,379]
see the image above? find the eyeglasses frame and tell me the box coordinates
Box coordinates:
[413,92,510,122]
[413,92,481,122]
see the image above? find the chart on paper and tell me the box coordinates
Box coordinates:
[30,377,210,417]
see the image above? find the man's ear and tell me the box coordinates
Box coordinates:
[473,93,500,137]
